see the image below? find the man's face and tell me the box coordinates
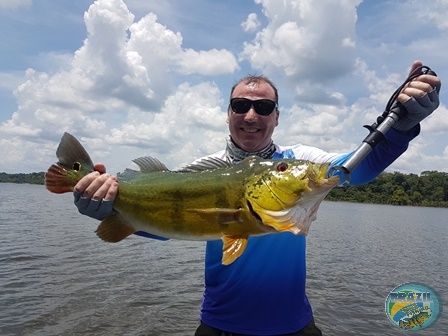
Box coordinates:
[227,81,279,152]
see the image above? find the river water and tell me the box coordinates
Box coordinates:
[0,183,446,335]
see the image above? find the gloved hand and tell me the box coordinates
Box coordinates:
[392,61,441,133]
[393,83,441,132]
[74,189,114,220]
[73,166,117,220]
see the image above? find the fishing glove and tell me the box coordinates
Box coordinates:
[74,190,114,220]
[392,83,441,132]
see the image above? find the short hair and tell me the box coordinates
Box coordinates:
[229,75,279,104]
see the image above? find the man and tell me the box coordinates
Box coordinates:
[74,61,441,335]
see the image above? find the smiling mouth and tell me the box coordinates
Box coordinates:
[241,127,260,133]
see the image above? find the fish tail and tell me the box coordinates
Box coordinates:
[45,164,76,193]
[45,133,94,194]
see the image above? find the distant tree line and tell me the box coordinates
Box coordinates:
[1,170,448,207]
[327,170,448,208]
[0,172,45,185]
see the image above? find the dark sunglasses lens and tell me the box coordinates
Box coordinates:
[254,100,276,116]
[231,99,251,114]
[231,98,276,115]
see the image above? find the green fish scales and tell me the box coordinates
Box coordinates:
[45,133,339,265]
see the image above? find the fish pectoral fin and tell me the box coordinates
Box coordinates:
[221,235,248,265]
[186,208,242,225]
[95,212,135,242]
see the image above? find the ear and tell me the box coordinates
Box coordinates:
[226,107,231,124]
[275,109,279,126]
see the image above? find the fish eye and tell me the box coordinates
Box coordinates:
[276,162,288,172]
[73,162,82,171]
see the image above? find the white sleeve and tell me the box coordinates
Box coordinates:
[287,144,341,163]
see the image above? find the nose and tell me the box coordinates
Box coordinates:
[244,105,258,122]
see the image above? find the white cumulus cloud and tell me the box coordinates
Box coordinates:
[241,13,260,33]
[178,49,239,75]
[242,0,361,81]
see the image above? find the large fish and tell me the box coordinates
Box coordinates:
[399,311,431,329]
[45,133,339,265]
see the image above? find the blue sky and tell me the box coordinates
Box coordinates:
[0,0,447,174]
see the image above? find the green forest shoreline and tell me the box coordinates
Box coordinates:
[1,170,448,208]
[1,172,45,185]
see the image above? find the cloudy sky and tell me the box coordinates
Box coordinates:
[1,0,447,175]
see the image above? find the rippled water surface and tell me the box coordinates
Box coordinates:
[1,183,446,335]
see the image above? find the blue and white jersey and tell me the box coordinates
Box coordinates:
[198,128,418,335]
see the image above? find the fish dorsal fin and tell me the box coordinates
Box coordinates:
[96,212,136,242]
[56,132,94,171]
[132,156,169,173]
[221,235,248,265]
[117,168,140,181]
[179,157,233,172]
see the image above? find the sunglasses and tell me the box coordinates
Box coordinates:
[230,98,277,116]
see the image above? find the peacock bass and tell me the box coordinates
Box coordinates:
[45,133,339,265]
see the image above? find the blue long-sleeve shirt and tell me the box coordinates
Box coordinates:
[136,126,418,334]
[198,127,418,335]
